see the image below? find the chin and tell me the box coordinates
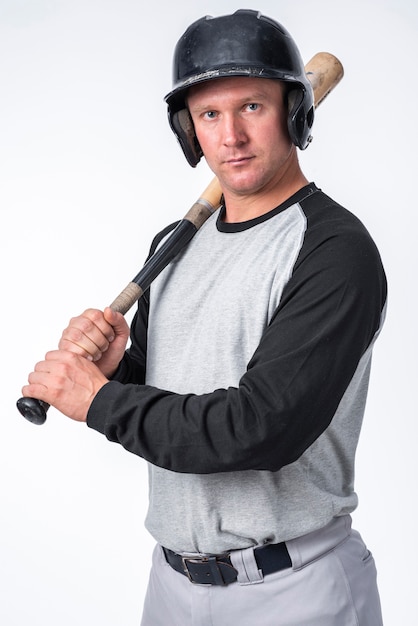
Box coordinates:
[218,167,261,191]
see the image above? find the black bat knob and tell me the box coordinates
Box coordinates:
[16,397,49,425]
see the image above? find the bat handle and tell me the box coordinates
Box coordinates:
[16,397,50,425]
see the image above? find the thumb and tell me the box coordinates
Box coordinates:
[103,306,130,339]
[96,306,130,376]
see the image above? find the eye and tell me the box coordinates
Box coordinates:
[203,110,217,120]
[246,103,259,112]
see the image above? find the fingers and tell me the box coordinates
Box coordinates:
[21,350,109,422]
[56,306,129,379]
[59,308,116,362]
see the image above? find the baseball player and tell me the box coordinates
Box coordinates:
[22,10,387,625]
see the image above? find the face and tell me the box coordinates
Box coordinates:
[187,76,294,199]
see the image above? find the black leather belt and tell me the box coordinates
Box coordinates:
[163,542,292,585]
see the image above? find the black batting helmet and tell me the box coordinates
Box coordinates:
[165,9,315,167]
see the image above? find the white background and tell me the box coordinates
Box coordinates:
[1,1,416,624]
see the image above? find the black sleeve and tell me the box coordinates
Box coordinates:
[87,215,387,474]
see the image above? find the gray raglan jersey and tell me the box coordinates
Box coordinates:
[88,183,387,554]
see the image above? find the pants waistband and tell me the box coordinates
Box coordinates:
[162,515,354,586]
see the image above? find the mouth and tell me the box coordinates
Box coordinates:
[224,155,254,166]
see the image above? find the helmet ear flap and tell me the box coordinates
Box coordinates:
[287,89,314,150]
[170,108,203,168]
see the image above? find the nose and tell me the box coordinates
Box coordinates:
[222,114,247,147]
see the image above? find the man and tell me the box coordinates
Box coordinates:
[22,10,387,625]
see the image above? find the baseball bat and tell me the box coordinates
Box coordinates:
[16,51,344,425]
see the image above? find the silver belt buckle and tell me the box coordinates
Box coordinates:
[181,556,208,584]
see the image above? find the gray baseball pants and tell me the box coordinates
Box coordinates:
[140,516,383,625]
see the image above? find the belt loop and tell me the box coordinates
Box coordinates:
[229,546,264,586]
